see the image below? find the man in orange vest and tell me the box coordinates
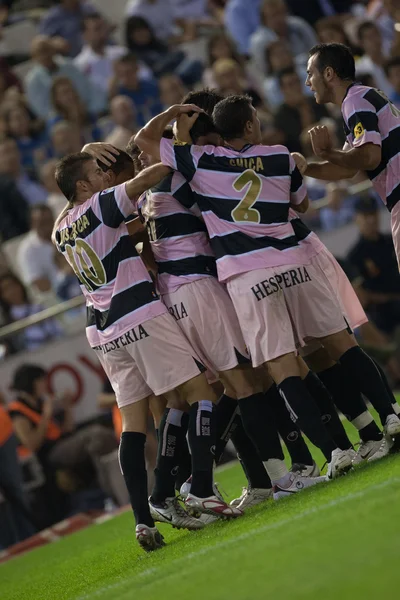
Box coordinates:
[0,399,35,549]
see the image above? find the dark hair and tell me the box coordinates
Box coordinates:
[0,272,29,323]
[81,12,103,32]
[277,67,298,88]
[385,57,400,78]
[30,203,53,218]
[357,21,378,44]
[115,52,138,68]
[309,43,356,81]
[206,32,242,68]
[265,40,293,74]
[11,364,47,395]
[162,127,174,139]
[181,89,223,142]
[212,94,253,141]
[98,148,134,176]
[55,152,94,203]
[125,16,162,52]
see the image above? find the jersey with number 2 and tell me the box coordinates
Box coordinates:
[160,138,309,282]
[55,183,166,347]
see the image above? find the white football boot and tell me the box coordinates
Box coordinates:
[352,439,383,465]
[273,472,326,500]
[185,494,243,519]
[230,487,273,510]
[326,448,353,479]
[135,524,165,552]
[290,461,320,477]
[149,497,204,530]
[368,435,393,462]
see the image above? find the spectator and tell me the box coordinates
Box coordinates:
[273,67,329,152]
[315,16,359,53]
[348,196,400,335]
[285,0,350,27]
[9,365,119,509]
[368,0,398,55]
[159,74,187,108]
[0,138,47,207]
[74,14,126,95]
[356,21,393,97]
[39,159,66,217]
[3,103,50,178]
[263,40,310,109]
[0,177,29,242]
[0,274,61,352]
[50,121,82,158]
[111,53,163,128]
[25,36,105,121]
[203,31,256,89]
[125,16,202,85]
[104,96,138,149]
[250,0,317,75]
[39,0,98,58]
[125,0,198,43]
[17,205,59,297]
[48,77,100,143]
[385,57,400,106]
[0,401,36,550]
[224,0,262,55]
[213,58,265,109]
[54,253,81,302]
[0,57,23,104]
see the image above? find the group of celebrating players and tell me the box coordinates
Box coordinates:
[52,43,400,552]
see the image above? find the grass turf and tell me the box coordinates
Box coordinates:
[3,420,400,600]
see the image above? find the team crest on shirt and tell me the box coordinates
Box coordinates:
[173,139,187,146]
[353,122,365,139]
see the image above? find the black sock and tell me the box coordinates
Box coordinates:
[278,376,337,461]
[151,408,188,504]
[175,434,192,490]
[119,431,154,527]
[339,347,395,425]
[265,384,313,465]
[317,363,382,442]
[188,400,216,498]
[214,394,240,464]
[238,392,284,461]
[371,358,400,413]
[304,371,352,450]
[231,420,272,489]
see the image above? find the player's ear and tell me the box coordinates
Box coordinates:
[324,66,334,82]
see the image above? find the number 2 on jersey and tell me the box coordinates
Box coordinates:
[231,169,262,223]
[65,239,107,292]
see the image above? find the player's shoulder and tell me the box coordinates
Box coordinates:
[343,85,381,112]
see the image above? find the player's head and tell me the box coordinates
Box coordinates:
[212,94,262,144]
[181,89,223,144]
[55,152,106,205]
[138,128,173,170]
[98,148,136,185]
[306,43,355,104]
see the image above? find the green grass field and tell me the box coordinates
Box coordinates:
[3,419,400,600]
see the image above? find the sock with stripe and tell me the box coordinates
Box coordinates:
[119,431,154,527]
[278,376,337,461]
[266,384,314,465]
[188,400,216,498]
[317,362,382,442]
[339,347,395,426]
[304,371,353,450]
[151,408,188,504]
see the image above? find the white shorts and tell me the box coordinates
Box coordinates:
[94,313,204,408]
[227,263,348,367]
[162,277,250,383]
[300,249,367,358]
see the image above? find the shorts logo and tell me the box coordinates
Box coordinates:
[353,122,365,139]
[94,325,149,355]
[251,267,312,302]
[168,302,188,321]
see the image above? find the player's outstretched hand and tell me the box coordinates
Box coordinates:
[291,152,307,175]
[82,143,120,166]
[308,125,332,158]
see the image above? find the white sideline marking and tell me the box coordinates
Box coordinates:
[76,476,400,600]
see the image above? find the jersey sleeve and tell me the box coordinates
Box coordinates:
[171,171,197,209]
[343,97,381,149]
[289,154,307,205]
[160,138,200,182]
[97,183,135,228]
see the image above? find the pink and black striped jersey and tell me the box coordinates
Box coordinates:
[342,83,400,211]
[55,183,166,347]
[137,170,217,295]
[160,139,310,282]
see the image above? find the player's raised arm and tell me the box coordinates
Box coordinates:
[134,104,203,160]
[309,125,381,174]
[125,162,172,199]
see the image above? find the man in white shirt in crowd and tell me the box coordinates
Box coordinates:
[105,95,138,149]
[17,205,59,300]
[356,20,393,98]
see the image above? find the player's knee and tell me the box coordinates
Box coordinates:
[176,373,218,405]
[305,346,336,373]
[320,330,358,362]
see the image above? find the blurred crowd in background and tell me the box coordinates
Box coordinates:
[2,0,400,551]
